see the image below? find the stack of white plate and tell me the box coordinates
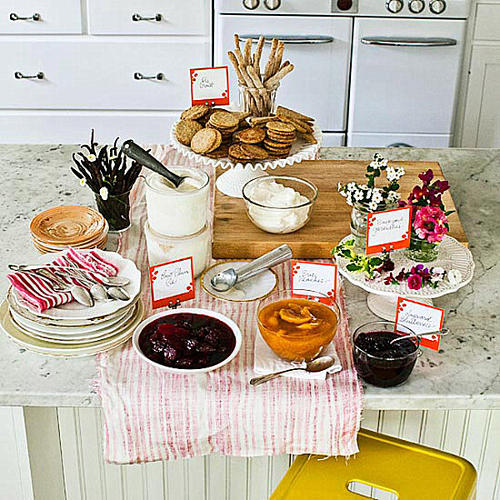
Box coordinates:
[1,250,143,357]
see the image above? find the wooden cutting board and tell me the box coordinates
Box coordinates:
[213,160,468,259]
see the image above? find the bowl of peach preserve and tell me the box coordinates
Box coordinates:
[352,321,419,388]
[257,289,340,362]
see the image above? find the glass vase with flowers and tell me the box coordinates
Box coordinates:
[338,154,405,253]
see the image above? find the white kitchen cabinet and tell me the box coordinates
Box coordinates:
[0,38,209,111]
[87,0,208,35]
[0,1,82,35]
[461,46,500,147]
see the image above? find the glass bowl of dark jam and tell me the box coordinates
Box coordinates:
[133,308,242,373]
[352,321,419,388]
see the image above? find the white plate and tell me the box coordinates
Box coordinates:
[10,305,137,343]
[132,308,242,374]
[10,249,141,321]
[1,300,144,357]
[200,261,278,302]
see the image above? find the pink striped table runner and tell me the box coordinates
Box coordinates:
[96,146,362,464]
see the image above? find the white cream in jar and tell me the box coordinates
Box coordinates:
[144,222,211,278]
[145,167,210,237]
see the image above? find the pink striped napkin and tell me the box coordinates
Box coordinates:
[96,146,362,464]
[7,248,118,313]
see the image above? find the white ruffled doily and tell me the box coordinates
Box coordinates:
[336,235,475,299]
[169,121,322,171]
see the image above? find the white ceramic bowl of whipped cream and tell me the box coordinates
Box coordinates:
[242,176,318,234]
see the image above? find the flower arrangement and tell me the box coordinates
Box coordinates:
[71,130,141,231]
[338,153,405,211]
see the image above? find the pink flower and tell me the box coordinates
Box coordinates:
[407,274,423,290]
[418,169,434,185]
[413,205,449,243]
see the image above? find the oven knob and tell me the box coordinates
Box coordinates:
[386,0,404,13]
[264,0,281,10]
[409,0,425,13]
[429,0,446,14]
[243,0,259,9]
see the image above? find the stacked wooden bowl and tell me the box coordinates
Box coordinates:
[30,206,108,253]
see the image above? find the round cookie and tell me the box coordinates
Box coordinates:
[240,143,268,160]
[228,144,253,161]
[191,128,222,154]
[235,127,266,144]
[181,104,211,121]
[209,111,239,130]
[266,121,296,134]
[175,119,203,146]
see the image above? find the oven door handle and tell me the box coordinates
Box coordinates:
[238,34,334,44]
[361,36,457,47]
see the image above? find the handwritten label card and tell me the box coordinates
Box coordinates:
[149,257,195,309]
[366,206,412,255]
[291,260,338,303]
[190,66,229,106]
[395,297,445,350]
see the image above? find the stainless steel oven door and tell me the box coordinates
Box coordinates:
[348,18,465,145]
[215,15,352,131]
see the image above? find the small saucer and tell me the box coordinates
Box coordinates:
[201,261,278,303]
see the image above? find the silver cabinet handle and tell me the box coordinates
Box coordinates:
[132,13,162,21]
[134,72,165,81]
[239,34,334,44]
[14,72,44,80]
[361,37,457,47]
[10,12,41,21]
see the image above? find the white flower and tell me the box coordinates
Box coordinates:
[379,158,388,167]
[369,200,378,211]
[365,188,372,198]
[80,178,86,187]
[386,166,397,181]
[87,154,96,162]
[387,191,401,203]
[433,267,445,276]
[372,189,384,204]
[354,190,364,201]
[99,186,109,201]
[346,193,353,206]
[447,269,462,285]
[346,182,356,192]
[359,184,368,190]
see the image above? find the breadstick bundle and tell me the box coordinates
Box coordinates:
[228,34,294,117]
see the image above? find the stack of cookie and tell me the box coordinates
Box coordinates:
[228,127,268,163]
[263,121,297,159]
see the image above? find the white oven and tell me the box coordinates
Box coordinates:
[214,0,469,148]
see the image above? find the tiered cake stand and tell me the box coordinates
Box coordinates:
[170,122,322,198]
[336,235,475,320]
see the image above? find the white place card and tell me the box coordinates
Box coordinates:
[366,206,412,255]
[148,257,195,309]
[291,260,338,303]
[190,66,229,106]
[395,297,445,350]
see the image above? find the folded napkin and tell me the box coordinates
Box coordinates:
[254,330,342,380]
[7,248,118,313]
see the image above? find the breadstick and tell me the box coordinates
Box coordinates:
[250,116,278,126]
[227,51,245,85]
[233,34,244,66]
[239,64,264,115]
[264,39,279,80]
[271,42,284,76]
[243,38,252,66]
[264,63,294,89]
[279,60,290,71]
[247,65,271,112]
[253,36,265,75]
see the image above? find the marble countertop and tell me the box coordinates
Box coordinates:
[0,145,498,409]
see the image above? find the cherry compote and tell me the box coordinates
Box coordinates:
[353,330,418,387]
[139,313,236,369]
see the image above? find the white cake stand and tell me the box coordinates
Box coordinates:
[169,123,322,198]
[336,235,475,320]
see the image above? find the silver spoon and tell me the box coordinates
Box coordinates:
[389,328,449,344]
[36,269,94,307]
[249,356,335,386]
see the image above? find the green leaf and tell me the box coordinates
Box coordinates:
[345,239,355,247]
[369,257,383,266]
[341,249,352,258]
[346,263,362,272]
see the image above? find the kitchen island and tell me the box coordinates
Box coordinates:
[1,146,498,499]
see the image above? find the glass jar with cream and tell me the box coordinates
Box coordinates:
[145,168,210,237]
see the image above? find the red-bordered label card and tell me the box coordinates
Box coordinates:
[395,297,445,350]
[190,66,229,106]
[148,257,195,309]
[291,260,338,304]
[366,206,412,255]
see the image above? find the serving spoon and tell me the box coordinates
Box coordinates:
[121,140,189,189]
[389,328,449,344]
[249,355,335,386]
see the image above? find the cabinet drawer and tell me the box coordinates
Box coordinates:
[0,1,81,34]
[0,38,209,110]
[88,0,208,35]
[474,4,500,41]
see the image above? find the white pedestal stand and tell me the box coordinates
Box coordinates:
[215,166,267,199]
[366,293,433,321]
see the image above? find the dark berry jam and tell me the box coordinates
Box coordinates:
[353,331,418,387]
[139,313,236,370]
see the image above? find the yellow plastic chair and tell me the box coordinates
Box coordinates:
[271,428,476,500]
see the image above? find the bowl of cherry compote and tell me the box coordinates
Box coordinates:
[133,308,242,373]
[352,321,420,388]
